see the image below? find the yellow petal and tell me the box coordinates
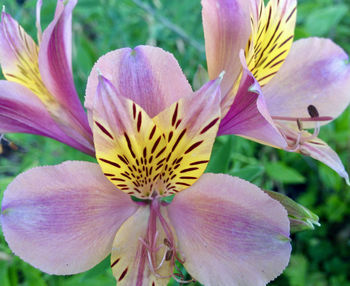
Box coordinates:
[153,81,221,195]
[94,76,221,198]
[93,79,167,198]
[0,12,54,104]
[245,0,297,87]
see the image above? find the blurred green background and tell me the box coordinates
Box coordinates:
[0,0,350,285]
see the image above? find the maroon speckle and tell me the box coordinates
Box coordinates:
[124,133,136,158]
[184,140,203,154]
[137,111,142,132]
[149,126,156,140]
[172,103,179,126]
[200,117,220,134]
[99,158,121,168]
[172,129,186,152]
[95,121,114,140]
[111,258,120,268]
[118,267,128,281]
[132,103,136,119]
[175,119,182,129]
[151,136,162,153]
[190,160,209,166]
[180,167,199,173]
[118,155,128,165]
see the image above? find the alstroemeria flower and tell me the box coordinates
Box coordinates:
[202,0,350,183]
[0,0,94,155]
[1,46,291,286]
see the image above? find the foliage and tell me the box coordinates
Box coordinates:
[0,0,350,285]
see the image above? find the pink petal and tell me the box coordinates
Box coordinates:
[219,57,287,148]
[301,137,349,185]
[1,161,137,275]
[0,11,38,82]
[39,0,91,137]
[36,0,43,41]
[202,0,251,100]
[263,38,350,128]
[168,173,291,286]
[85,45,192,122]
[0,81,93,155]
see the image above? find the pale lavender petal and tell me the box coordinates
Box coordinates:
[202,0,251,102]
[85,45,192,122]
[301,138,349,185]
[1,161,138,275]
[0,80,93,154]
[219,59,287,148]
[39,0,91,136]
[264,38,350,128]
[36,0,43,41]
[168,173,291,286]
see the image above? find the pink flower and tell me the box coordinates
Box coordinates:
[1,46,291,286]
[0,0,94,155]
[202,0,350,184]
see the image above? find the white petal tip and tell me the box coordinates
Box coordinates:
[96,68,102,76]
[248,83,260,95]
[218,70,226,81]
[2,6,5,13]
[346,177,350,186]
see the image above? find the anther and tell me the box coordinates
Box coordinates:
[164,238,172,248]
[307,105,319,118]
[296,119,303,131]
[165,250,173,261]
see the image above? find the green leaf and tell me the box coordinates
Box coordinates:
[230,165,264,181]
[206,136,233,173]
[305,5,348,36]
[265,162,306,184]
[192,64,209,91]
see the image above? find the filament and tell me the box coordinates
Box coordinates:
[138,197,194,283]
[273,105,329,151]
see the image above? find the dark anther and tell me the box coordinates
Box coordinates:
[307,105,319,118]
[296,119,303,131]
[165,250,173,261]
[164,238,172,248]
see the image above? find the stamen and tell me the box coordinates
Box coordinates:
[278,105,325,152]
[285,132,301,152]
[163,238,172,248]
[165,250,173,261]
[307,105,319,118]
[138,197,194,283]
[301,121,320,143]
[296,119,303,131]
[155,248,168,271]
